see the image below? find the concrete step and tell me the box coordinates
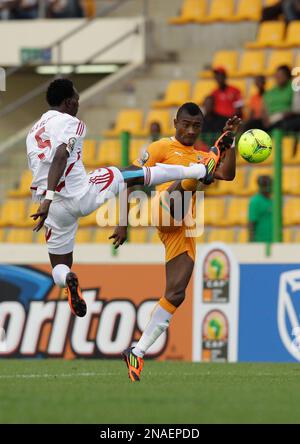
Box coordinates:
[100,0,182,19]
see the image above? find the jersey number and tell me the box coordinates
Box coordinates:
[35,127,51,149]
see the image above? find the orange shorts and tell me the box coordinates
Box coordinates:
[158,227,196,263]
[152,191,196,263]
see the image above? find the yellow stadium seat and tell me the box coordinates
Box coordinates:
[277,21,300,48]
[140,110,173,136]
[207,228,235,243]
[76,229,93,243]
[0,199,27,227]
[82,139,98,168]
[245,167,273,195]
[8,170,33,198]
[204,198,226,226]
[294,52,300,71]
[129,228,148,243]
[78,210,98,227]
[283,228,293,243]
[191,79,217,105]
[202,0,235,22]
[246,22,286,49]
[169,0,207,24]
[278,20,300,48]
[6,229,33,243]
[282,138,300,166]
[234,50,265,77]
[231,0,262,22]
[203,180,222,196]
[237,228,249,243]
[103,109,143,136]
[36,229,46,244]
[222,197,249,225]
[215,169,247,196]
[283,167,300,195]
[265,50,293,76]
[129,139,148,164]
[152,80,192,108]
[17,202,39,228]
[97,140,121,166]
[284,198,300,225]
[200,51,239,79]
[95,228,114,243]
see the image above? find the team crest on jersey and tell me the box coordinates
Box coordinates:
[67,137,77,153]
[197,154,203,161]
[138,150,149,166]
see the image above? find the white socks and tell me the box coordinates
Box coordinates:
[52,264,70,288]
[133,303,174,358]
[144,162,206,186]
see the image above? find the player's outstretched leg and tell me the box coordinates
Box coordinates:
[65,272,87,318]
[122,347,144,382]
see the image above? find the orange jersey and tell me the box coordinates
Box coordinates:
[133,136,210,192]
[133,137,208,263]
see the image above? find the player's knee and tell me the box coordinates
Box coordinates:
[165,289,186,308]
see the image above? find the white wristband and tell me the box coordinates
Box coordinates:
[45,190,55,201]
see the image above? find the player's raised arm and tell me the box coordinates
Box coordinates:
[31,144,69,231]
[214,116,242,181]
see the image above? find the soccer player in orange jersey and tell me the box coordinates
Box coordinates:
[110,102,241,382]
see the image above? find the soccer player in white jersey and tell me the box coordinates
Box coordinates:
[26,78,221,317]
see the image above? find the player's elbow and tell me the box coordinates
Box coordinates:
[222,171,235,181]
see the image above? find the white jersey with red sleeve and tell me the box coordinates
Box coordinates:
[26,110,88,201]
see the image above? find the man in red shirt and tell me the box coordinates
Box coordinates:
[212,67,243,118]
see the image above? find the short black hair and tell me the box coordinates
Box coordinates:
[257,175,272,186]
[176,102,204,120]
[277,65,292,79]
[46,78,75,106]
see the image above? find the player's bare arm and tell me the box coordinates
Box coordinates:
[214,115,242,181]
[31,143,69,232]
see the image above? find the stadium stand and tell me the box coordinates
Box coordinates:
[168,0,207,24]
[2,0,300,246]
[152,80,192,108]
[230,0,262,22]
[200,50,239,78]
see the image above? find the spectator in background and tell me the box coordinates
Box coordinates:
[263,65,294,130]
[47,0,83,18]
[148,121,161,143]
[211,67,243,119]
[201,95,227,148]
[139,121,162,158]
[0,0,15,19]
[243,75,266,132]
[10,0,38,18]
[283,0,300,21]
[261,0,300,22]
[248,176,273,243]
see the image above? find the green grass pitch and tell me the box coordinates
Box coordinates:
[1,360,300,424]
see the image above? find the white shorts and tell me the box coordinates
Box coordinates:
[44,166,124,255]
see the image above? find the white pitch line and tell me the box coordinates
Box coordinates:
[0,372,119,379]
